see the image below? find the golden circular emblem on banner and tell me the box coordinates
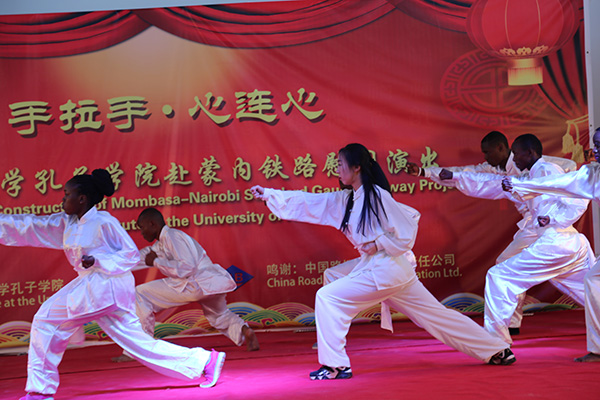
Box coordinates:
[440,50,547,128]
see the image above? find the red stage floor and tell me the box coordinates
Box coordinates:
[1,309,599,400]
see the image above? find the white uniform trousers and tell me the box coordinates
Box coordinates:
[26,286,210,395]
[484,228,591,344]
[496,226,542,329]
[585,258,600,354]
[315,269,508,368]
[136,279,246,346]
[324,259,395,332]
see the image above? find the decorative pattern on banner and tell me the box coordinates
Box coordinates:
[0,295,579,347]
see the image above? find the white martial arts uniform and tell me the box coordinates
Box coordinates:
[452,158,592,344]
[135,225,246,345]
[424,154,577,329]
[262,186,508,368]
[0,208,211,395]
[509,162,600,354]
[323,253,418,332]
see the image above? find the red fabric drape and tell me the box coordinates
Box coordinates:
[538,28,587,120]
[536,1,586,120]
[0,11,149,58]
[0,1,395,57]
[389,0,583,35]
[0,1,584,56]
[536,26,589,161]
[134,1,394,48]
[389,0,474,33]
[533,2,587,160]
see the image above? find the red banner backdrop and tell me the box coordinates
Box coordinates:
[0,0,591,346]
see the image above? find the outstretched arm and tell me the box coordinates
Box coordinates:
[508,164,598,202]
[0,212,67,249]
[419,162,499,188]
[251,185,349,228]
[450,171,509,200]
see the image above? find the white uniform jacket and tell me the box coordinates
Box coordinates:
[423,153,576,185]
[0,207,140,317]
[509,162,600,354]
[450,158,586,231]
[263,185,421,290]
[139,225,236,295]
[426,153,576,226]
[518,159,589,230]
[510,163,600,202]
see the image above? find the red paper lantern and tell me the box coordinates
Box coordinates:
[466,0,580,85]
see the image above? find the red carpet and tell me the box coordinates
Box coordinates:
[1,309,599,400]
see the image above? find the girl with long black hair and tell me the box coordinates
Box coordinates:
[252,143,515,380]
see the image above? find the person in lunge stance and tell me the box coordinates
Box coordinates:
[504,128,600,362]
[408,130,577,336]
[112,207,258,363]
[1,170,225,400]
[252,143,516,381]
[444,134,592,345]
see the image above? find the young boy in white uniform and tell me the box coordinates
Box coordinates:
[113,207,258,362]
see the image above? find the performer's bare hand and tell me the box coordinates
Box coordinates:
[538,216,550,227]
[359,241,378,255]
[81,255,95,269]
[502,177,513,192]
[145,250,158,266]
[406,162,422,176]
[439,169,453,180]
[251,185,266,200]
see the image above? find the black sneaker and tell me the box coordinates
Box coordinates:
[309,365,353,380]
[488,348,516,365]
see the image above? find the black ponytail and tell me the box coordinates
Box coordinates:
[339,144,390,235]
